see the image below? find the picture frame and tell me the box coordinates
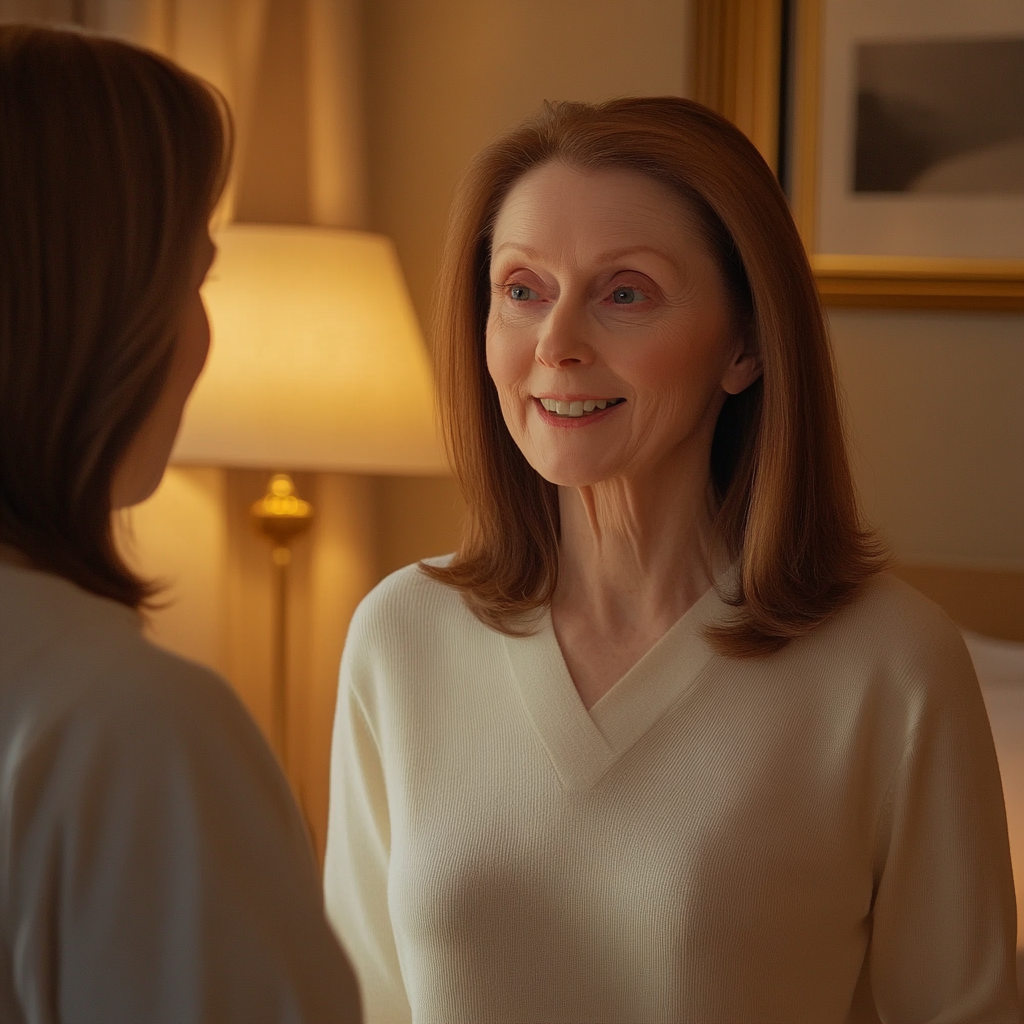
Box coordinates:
[691,0,1024,310]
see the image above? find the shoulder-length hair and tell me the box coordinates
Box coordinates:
[0,25,231,608]
[425,97,883,656]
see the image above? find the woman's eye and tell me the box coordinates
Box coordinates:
[508,284,538,301]
[611,286,648,304]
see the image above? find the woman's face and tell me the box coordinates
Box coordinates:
[111,233,215,509]
[485,161,759,491]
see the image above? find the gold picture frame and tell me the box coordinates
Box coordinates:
[691,0,1024,311]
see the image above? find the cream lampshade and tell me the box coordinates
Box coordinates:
[172,223,445,474]
[170,223,445,767]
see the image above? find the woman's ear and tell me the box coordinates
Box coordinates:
[722,329,762,396]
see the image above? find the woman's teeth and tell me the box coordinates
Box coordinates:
[538,397,624,418]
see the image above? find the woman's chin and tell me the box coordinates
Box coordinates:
[527,456,621,490]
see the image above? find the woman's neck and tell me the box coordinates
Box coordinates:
[553,462,719,638]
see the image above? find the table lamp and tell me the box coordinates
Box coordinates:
[172,224,445,760]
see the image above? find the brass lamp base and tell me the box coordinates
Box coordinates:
[251,474,314,763]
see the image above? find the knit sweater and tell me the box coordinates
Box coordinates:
[324,562,1018,1023]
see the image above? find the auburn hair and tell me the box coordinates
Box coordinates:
[425,97,884,656]
[0,25,231,608]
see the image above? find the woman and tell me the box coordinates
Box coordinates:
[324,98,1018,1021]
[0,26,359,1023]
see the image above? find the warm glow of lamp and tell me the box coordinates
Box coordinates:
[172,224,445,474]
[169,224,444,768]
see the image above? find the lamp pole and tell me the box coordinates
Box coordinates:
[250,474,314,764]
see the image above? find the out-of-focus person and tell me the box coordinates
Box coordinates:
[0,25,360,1024]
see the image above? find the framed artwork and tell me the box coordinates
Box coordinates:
[692,0,1024,310]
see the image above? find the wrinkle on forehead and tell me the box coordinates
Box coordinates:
[489,161,710,274]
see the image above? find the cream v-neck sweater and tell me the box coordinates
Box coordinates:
[324,563,1019,1023]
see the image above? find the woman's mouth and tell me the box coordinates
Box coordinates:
[537,397,626,419]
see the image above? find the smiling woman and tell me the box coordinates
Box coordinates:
[483,162,763,704]
[324,97,1018,1022]
[425,98,880,656]
[486,163,758,487]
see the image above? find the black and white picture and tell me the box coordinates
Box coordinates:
[812,0,1024,261]
[854,37,1024,195]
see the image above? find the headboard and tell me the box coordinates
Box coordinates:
[894,564,1024,642]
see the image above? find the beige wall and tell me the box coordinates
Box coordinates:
[831,309,1024,568]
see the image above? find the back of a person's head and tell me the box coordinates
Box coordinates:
[0,25,230,606]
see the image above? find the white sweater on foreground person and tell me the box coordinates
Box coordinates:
[0,560,361,1024]
[325,560,1018,1024]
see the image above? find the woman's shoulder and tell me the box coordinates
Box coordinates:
[349,554,474,639]
[0,563,258,766]
[1,562,145,704]
[0,559,142,658]
[830,569,967,652]
[0,578,355,1020]
[0,566,298,872]
[340,557,503,708]
[805,568,978,703]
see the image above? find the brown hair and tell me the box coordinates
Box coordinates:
[426,97,884,656]
[0,25,231,607]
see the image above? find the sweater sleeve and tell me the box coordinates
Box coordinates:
[866,627,1019,1022]
[2,647,362,1024]
[324,607,412,1024]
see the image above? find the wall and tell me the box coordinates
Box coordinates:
[831,308,1024,637]
[832,309,1023,565]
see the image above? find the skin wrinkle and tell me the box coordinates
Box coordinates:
[485,161,761,708]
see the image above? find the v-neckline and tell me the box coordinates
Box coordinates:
[501,580,728,791]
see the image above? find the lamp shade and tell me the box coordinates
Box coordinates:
[172,224,446,474]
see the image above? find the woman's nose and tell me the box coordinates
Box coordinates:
[534,301,593,368]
